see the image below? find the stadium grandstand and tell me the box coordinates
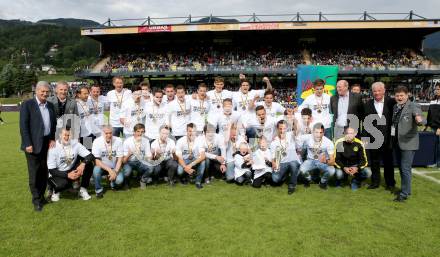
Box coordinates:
[76,11,440,102]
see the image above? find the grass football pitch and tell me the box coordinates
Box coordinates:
[1,112,440,257]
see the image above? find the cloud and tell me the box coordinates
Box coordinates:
[0,0,438,23]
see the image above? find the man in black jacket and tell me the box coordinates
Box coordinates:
[426,84,440,168]
[334,126,370,190]
[20,81,57,211]
[330,80,364,139]
[362,82,396,190]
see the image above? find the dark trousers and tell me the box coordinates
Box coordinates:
[252,172,272,188]
[236,171,251,185]
[204,158,222,179]
[369,147,395,187]
[25,137,50,206]
[49,163,93,193]
[154,158,178,181]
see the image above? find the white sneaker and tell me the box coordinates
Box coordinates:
[79,187,91,201]
[51,192,60,202]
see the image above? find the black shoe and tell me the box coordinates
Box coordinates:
[288,187,296,195]
[319,182,328,190]
[304,181,310,188]
[367,184,379,190]
[40,198,49,205]
[96,191,104,199]
[195,183,203,189]
[34,204,43,212]
[385,186,396,192]
[393,195,407,202]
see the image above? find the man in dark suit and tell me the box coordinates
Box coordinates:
[362,82,396,190]
[47,81,78,119]
[20,81,57,211]
[330,80,364,139]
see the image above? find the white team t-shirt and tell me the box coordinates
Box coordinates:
[92,136,124,169]
[123,136,152,162]
[167,98,191,137]
[150,138,176,161]
[252,149,272,178]
[245,115,278,141]
[207,111,240,136]
[270,132,301,164]
[256,101,286,118]
[195,134,226,160]
[225,135,246,164]
[106,89,133,127]
[144,101,168,140]
[299,93,331,129]
[206,89,233,114]
[47,140,91,172]
[299,134,335,160]
[88,95,107,135]
[175,135,203,160]
[232,89,265,114]
[121,99,146,136]
[189,98,210,132]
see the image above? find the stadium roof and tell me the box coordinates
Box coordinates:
[81,11,440,37]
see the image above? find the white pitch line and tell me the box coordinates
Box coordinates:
[416,171,440,174]
[413,169,440,185]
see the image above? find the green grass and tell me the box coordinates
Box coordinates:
[427,172,440,180]
[0,98,21,105]
[1,112,440,257]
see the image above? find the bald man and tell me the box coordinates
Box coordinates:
[330,80,364,139]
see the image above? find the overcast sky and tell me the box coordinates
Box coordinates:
[0,0,438,24]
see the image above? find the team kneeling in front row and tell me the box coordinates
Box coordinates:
[47,118,369,201]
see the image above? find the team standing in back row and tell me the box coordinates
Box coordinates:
[21,74,436,211]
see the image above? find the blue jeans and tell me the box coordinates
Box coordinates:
[226,162,235,182]
[93,166,124,193]
[300,159,335,184]
[272,161,300,187]
[177,158,205,183]
[394,145,416,198]
[236,171,251,184]
[123,160,153,183]
[335,168,371,184]
[112,127,123,137]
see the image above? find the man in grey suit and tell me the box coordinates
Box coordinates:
[391,86,425,202]
[47,81,78,119]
